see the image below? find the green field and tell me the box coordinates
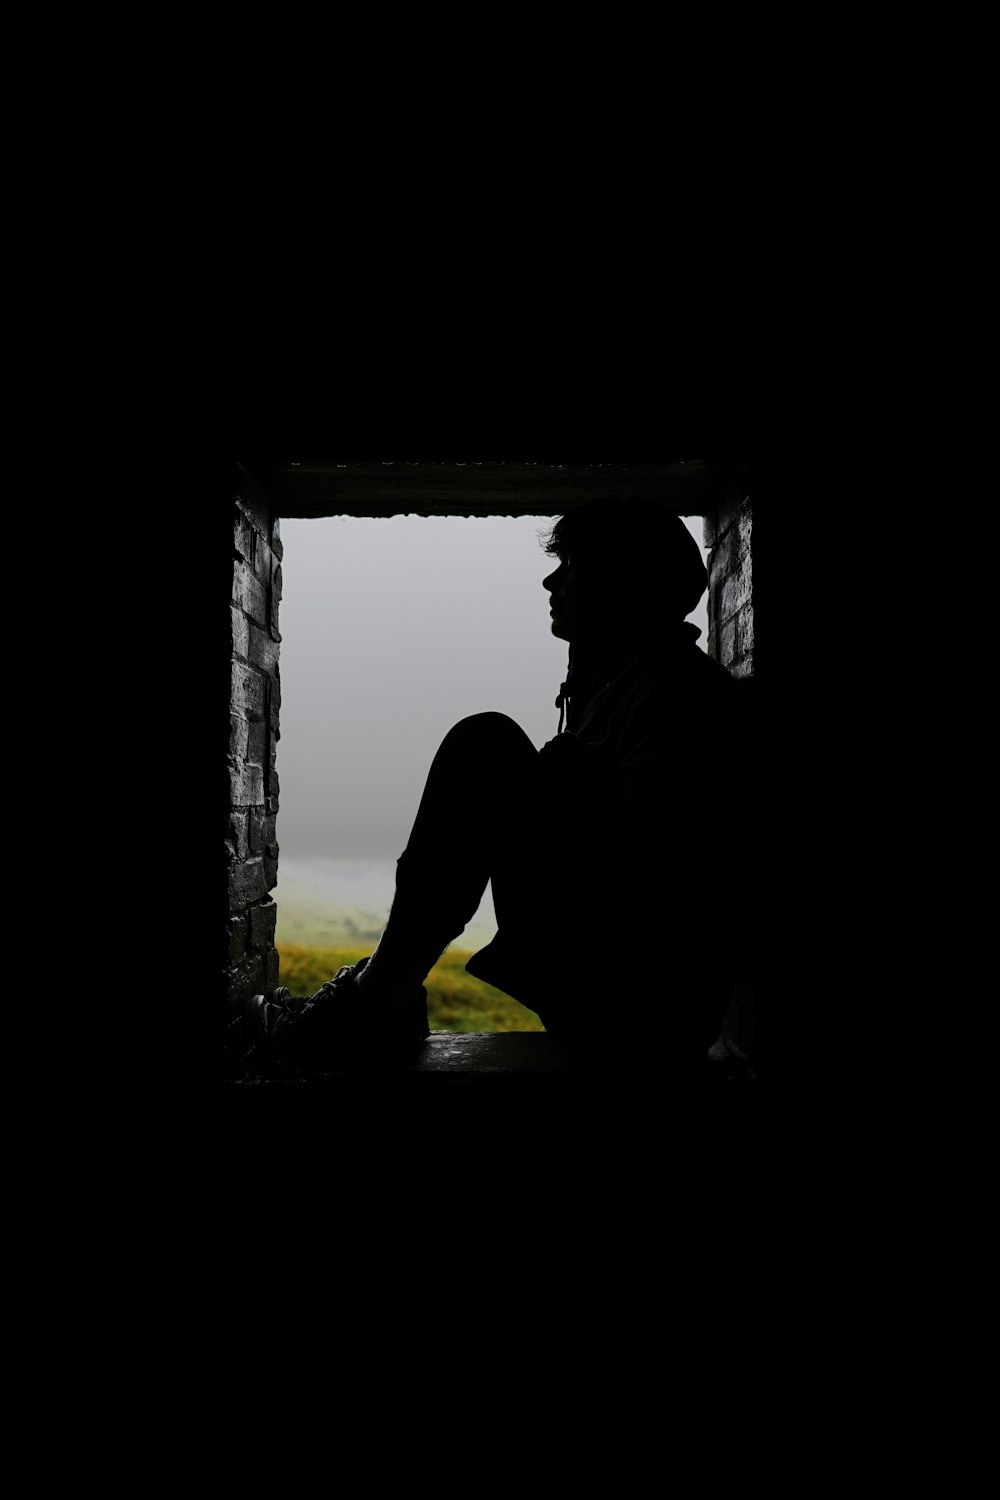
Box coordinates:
[277,942,545,1032]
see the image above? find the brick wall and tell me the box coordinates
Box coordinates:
[226,467,282,1020]
[705,491,752,680]
[703,476,756,1071]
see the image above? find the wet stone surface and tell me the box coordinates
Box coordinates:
[224,1032,757,1087]
[226,1031,588,1084]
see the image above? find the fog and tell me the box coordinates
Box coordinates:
[274,513,709,860]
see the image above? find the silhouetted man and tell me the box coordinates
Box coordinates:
[241,498,740,1076]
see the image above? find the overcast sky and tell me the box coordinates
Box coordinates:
[275,514,709,859]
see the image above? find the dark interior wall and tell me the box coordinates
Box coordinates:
[182,16,615,102]
[225,467,283,1024]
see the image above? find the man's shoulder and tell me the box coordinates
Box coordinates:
[633,640,740,701]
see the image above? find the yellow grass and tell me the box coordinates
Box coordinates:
[276,943,545,1032]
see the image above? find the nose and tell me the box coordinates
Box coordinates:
[543,566,560,594]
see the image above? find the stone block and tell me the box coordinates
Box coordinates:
[250,901,278,948]
[227,810,248,861]
[265,946,280,991]
[228,951,265,1002]
[736,601,754,657]
[248,807,268,853]
[251,531,272,588]
[270,569,281,637]
[231,662,265,718]
[709,527,737,591]
[236,483,271,540]
[264,852,279,891]
[272,516,283,561]
[720,618,737,667]
[269,677,281,730]
[247,720,268,766]
[228,913,248,964]
[230,761,265,807]
[232,559,268,627]
[721,561,752,622]
[230,605,249,662]
[234,509,255,564]
[715,491,741,541]
[249,624,279,676]
[229,857,266,910]
[738,504,752,558]
[229,713,249,760]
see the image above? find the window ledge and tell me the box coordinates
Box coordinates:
[225,1030,756,1084]
[227,1030,583,1083]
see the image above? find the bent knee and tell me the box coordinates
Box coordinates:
[443,711,534,752]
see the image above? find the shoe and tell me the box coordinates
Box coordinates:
[241,956,430,1070]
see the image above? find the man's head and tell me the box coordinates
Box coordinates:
[541,498,708,645]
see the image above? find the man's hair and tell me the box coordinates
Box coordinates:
[542,497,708,618]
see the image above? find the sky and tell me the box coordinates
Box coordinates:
[274,513,709,860]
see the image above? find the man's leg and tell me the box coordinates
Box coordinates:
[242,712,543,1061]
[357,712,541,1008]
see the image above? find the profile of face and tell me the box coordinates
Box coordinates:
[542,503,705,646]
[543,551,619,643]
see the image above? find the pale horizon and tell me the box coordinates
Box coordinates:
[273,512,709,861]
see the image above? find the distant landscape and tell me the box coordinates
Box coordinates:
[274,855,499,949]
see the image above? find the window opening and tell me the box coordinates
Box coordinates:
[273,512,709,1033]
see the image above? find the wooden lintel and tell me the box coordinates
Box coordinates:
[239,460,747,519]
